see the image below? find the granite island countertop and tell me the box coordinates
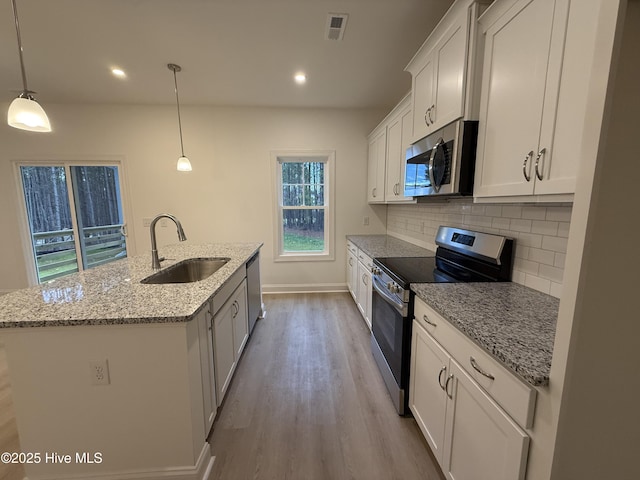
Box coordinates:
[0,242,262,328]
[347,234,435,258]
[411,282,559,387]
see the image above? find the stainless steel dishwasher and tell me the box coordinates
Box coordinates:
[246,252,263,334]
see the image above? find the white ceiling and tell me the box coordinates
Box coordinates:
[0,0,454,109]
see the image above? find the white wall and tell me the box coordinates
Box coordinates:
[0,104,388,292]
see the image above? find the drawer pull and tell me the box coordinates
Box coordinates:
[438,366,447,390]
[470,356,495,380]
[423,314,437,327]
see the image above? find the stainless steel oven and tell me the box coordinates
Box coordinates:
[370,227,514,415]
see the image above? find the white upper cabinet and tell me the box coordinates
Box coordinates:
[367,128,386,203]
[367,93,414,204]
[384,95,414,202]
[473,0,572,199]
[406,0,485,143]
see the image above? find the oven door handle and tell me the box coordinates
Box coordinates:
[372,275,405,315]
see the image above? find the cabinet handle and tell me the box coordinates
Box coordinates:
[424,108,430,126]
[349,258,353,266]
[372,187,377,198]
[231,300,239,318]
[423,314,437,327]
[428,104,435,124]
[362,274,368,286]
[522,150,534,182]
[535,148,546,181]
[438,366,447,390]
[445,374,454,399]
[470,356,495,380]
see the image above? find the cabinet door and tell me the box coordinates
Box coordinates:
[412,52,436,142]
[197,307,216,434]
[213,296,236,405]
[367,130,386,203]
[232,280,248,359]
[432,13,468,131]
[346,249,357,299]
[410,320,450,465]
[356,259,372,330]
[443,361,530,480]
[474,0,558,197]
[385,105,414,203]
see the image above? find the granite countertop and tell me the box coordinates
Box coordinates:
[0,242,262,329]
[347,234,435,258]
[411,282,559,387]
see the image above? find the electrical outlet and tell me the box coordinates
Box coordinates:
[363,216,370,226]
[90,360,110,386]
[143,217,152,227]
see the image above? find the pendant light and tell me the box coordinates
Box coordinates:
[168,63,192,172]
[7,0,51,132]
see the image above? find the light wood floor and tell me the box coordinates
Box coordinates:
[208,292,444,480]
[0,347,25,480]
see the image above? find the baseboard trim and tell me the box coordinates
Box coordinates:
[262,283,348,294]
[24,444,214,480]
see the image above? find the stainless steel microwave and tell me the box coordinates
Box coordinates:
[404,120,478,197]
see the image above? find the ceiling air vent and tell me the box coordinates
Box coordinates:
[325,13,348,41]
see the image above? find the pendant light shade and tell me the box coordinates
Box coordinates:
[8,0,51,133]
[168,64,192,172]
[8,95,51,132]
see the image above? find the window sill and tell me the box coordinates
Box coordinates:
[274,252,335,263]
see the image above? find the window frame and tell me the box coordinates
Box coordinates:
[271,150,335,262]
[13,158,134,286]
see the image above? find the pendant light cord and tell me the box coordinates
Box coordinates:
[11,0,30,95]
[171,65,186,157]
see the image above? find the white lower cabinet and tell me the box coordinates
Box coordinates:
[196,306,217,435]
[356,252,373,330]
[411,317,530,480]
[213,278,248,405]
[346,242,358,300]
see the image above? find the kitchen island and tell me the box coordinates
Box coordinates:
[0,242,262,480]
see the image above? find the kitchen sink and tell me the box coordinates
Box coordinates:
[141,257,230,284]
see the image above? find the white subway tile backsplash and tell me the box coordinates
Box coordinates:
[529,248,556,266]
[502,205,523,218]
[522,206,547,220]
[510,218,533,233]
[532,220,559,236]
[542,235,568,253]
[546,206,572,222]
[539,264,565,283]
[386,200,573,298]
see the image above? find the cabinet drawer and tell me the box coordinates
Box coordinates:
[357,251,373,269]
[211,267,246,316]
[414,298,536,429]
[347,240,358,255]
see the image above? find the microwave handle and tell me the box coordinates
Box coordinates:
[429,138,445,193]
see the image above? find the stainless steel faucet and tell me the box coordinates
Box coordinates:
[150,213,187,270]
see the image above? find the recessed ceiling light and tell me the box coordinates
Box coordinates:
[111,68,126,78]
[294,72,307,85]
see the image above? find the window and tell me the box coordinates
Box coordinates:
[272,151,335,261]
[16,162,129,284]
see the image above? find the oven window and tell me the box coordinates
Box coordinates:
[371,289,405,384]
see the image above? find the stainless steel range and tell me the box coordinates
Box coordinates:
[370,226,514,415]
